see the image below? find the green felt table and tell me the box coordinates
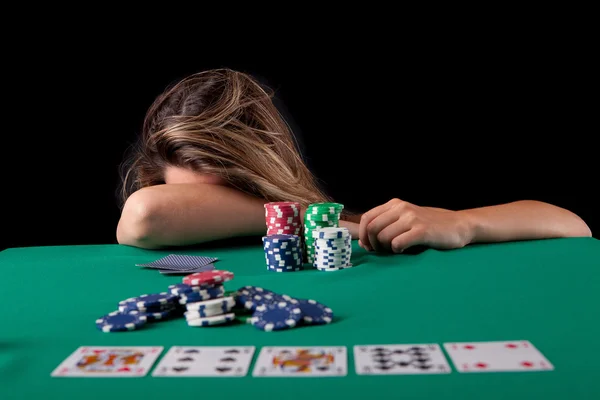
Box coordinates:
[1,237,599,400]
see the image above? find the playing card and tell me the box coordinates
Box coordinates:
[51,346,163,377]
[252,346,347,377]
[443,340,554,373]
[159,263,216,275]
[136,254,218,271]
[152,346,255,377]
[353,344,451,375]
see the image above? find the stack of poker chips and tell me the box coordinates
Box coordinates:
[264,202,302,235]
[263,201,304,272]
[312,227,353,271]
[262,234,303,272]
[303,202,344,263]
[235,285,334,331]
[179,270,236,327]
[96,292,181,332]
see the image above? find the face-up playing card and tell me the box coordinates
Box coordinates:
[136,254,218,271]
[51,346,163,377]
[353,344,451,375]
[159,263,216,275]
[443,340,554,373]
[152,346,255,377]
[252,346,347,377]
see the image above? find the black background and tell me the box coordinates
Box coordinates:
[2,34,597,251]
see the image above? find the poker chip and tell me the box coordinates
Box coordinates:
[250,301,303,331]
[183,270,234,287]
[312,227,352,270]
[96,311,147,332]
[186,313,236,327]
[264,202,302,236]
[177,286,225,305]
[125,292,178,309]
[168,283,198,296]
[185,296,236,312]
[118,298,177,313]
[262,234,303,273]
[127,308,177,322]
[303,203,344,263]
[295,299,333,324]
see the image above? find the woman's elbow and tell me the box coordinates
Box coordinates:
[562,214,592,238]
[116,191,162,249]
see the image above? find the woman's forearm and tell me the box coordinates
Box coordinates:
[117,183,267,249]
[458,200,592,245]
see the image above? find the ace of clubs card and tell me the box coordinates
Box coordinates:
[443,340,554,372]
[252,346,347,377]
[353,343,452,375]
[51,346,163,377]
[152,346,255,377]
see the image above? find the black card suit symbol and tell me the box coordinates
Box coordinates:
[177,357,195,362]
[172,366,189,372]
[398,361,411,367]
[317,366,330,371]
[438,364,449,371]
[219,357,237,363]
[415,357,431,363]
[225,349,240,354]
[393,349,406,355]
[215,366,233,373]
[184,349,200,353]
[376,364,395,370]
[417,364,434,370]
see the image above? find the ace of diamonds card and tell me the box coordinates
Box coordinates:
[51,346,163,377]
[443,340,554,373]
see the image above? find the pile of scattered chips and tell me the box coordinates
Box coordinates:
[264,202,302,236]
[262,234,303,272]
[235,286,334,331]
[95,272,334,333]
[312,227,353,271]
[303,203,344,263]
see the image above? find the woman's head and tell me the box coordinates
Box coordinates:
[119,68,331,209]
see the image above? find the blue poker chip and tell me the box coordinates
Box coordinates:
[129,292,178,308]
[127,308,178,322]
[96,311,147,332]
[178,287,225,304]
[295,299,333,325]
[236,286,276,310]
[118,299,176,313]
[168,283,195,296]
[250,301,303,331]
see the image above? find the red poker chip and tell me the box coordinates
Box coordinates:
[264,202,300,209]
[183,270,235,287]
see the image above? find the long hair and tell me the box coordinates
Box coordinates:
[118,68,333,211]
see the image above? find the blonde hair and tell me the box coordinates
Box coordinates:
[118,68,333,210]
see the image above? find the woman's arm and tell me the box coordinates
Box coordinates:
[116,183,267,249]
[358,198,591,253]
[458,200,592,244]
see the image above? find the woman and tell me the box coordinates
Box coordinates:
[116,68,591,251]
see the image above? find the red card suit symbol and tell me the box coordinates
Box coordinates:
[475,362,488,369]
[521,361,534,368]
[464,345,475,350]
[505,343,518,349]
[118,367,131,372]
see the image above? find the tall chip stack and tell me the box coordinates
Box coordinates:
[312,227,353,271]
[303,203,344,264]
[262,202,304,272]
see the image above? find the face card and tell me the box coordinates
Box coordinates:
[353,344,451,375]
[159,263,216,275]
[152,346,255,377]
[252,346,347,377]
[51,346,163,377]
[136,254,218,271]
[443,340,554,373]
